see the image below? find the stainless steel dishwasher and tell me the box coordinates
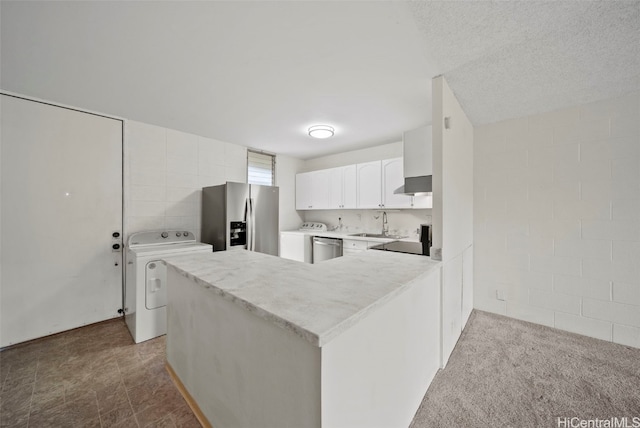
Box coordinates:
[312,236,343,263]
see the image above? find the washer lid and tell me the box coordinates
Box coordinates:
[128,230,198,249]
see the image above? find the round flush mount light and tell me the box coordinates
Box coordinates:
[308,125,335,139]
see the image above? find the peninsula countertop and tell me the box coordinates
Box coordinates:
[165,250,441,347]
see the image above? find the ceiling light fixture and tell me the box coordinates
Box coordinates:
[308,125,334,139]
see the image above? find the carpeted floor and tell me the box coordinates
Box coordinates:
[410,310,640,428]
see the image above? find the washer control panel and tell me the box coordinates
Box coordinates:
[299,222,327,232]
[128,230,196,248]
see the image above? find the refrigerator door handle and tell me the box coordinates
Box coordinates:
[245,198,252,251]
[249,198,256,251]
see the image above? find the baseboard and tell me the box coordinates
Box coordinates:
[165,361,212,428]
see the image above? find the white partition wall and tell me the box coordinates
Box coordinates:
[1,94,123,347]
[432,76,474,365]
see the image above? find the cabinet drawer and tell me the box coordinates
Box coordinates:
[343,239,368,251]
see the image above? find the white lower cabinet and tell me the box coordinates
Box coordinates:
[342,239,378,256]
[280,232,312,263]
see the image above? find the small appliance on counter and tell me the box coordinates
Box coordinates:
[419,224,431,256]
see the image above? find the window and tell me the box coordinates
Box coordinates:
[247,150,275,186]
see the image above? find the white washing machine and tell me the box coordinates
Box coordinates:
[125,230,212,343]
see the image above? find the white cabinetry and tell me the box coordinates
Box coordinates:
[328,165,357,209]
[295,173,312,210]
[280,232,312,263]
[357,158,413,209]
[356,161,382,209]
[342,239,379,256]
[296,157,428,210]
[381,158,413,209]
[295,170,330,210]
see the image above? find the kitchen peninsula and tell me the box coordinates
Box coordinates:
[165,250,441,428]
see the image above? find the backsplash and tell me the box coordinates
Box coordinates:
[304,209,432,240]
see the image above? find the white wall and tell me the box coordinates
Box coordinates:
[474,91,640,349]
[302,142,403,172]
[299,141,432,235]
[432,76,474,364]
[276,154,305,231]
[126,120,302,242]
[125,121,247,241]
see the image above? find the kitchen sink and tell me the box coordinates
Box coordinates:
[348,233,407,239]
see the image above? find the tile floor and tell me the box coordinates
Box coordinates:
[0,318,200,428]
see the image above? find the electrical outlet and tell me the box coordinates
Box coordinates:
[496,290,506,301]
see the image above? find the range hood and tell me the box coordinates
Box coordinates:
[394,175,432,195]
[394,125,433,195]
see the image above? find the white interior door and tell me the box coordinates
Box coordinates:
[1,95,123,347]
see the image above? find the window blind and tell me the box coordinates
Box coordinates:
[247,150,275,186]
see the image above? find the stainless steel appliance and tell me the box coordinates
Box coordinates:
[202,182,279,256]
[370,241,426,256]
[312,236,342,263]
[370,224,431,256]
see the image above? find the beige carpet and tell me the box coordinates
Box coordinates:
[410,310,640,428]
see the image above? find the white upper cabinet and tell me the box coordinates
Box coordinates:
[295,172,313,210]
[343,164,357,208]
[356,161,382,209]
[328,165,357,209]
[381,158,412,209]
[312,169,331,209]
[296,157,428,210]
[296,170,330,210]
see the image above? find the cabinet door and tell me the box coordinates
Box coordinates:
[342,164,357,209]
[311,169,331,209]
[295,172,313,210]
[357,161,382,209]
[280,233,305,262]
[328,167,344,209]
[381,158,412,208]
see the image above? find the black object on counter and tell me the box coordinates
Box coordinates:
[370,241,427,256]
[419,224,431,256]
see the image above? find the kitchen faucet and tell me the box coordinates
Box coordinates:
[382,211,388,236]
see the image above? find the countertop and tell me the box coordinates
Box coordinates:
[165,250,440,347]
[280,229,419,243]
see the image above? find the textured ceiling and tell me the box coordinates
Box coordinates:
[409,0,640,124]
[1,1,639,159]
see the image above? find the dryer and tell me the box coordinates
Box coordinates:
[125,230,212,343]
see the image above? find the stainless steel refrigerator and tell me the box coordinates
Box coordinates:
[201,182,279,256]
